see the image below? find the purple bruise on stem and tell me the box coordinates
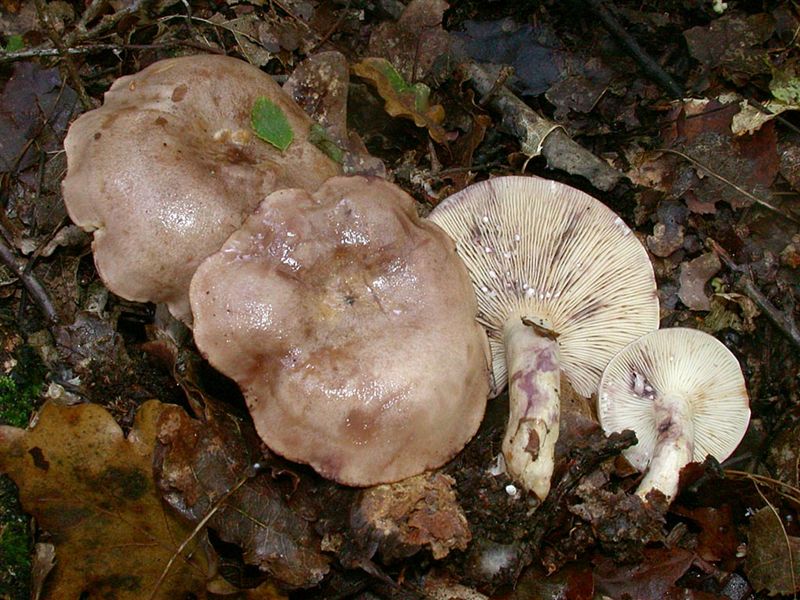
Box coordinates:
[510,343,558,416]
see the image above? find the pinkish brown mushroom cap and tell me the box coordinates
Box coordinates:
[189,176,491,486]
[62,54,340,322]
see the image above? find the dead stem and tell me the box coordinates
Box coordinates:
[462,61,623,192]
[657,148,800,225]
[33,0,93,110]
[709,239,800,349]
[0,235,59,325]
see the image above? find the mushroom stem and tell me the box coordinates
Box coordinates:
[501,317,560,500]
[636,391,694,501]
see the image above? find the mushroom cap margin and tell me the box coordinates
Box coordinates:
[189,175,492,486]
[428,175,659,397]
[597,327,751,471]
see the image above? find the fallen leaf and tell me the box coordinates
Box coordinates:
[684,13,774,84]
[0,401,211,599]
[731,99,797,136]
[284,51,350,144]
[353,57,448,143]
[594,547,695,599]
[672,505,740,562]
[745,506,800,595]
[678,252,722,311]
[284,52,386,177]
[251,97,294,151]
[703,292,760,333]
[367,0,450,82]
[661,99,779,213]
[153,403,330,589]
[0,62,78,173]
[455,18,564,98]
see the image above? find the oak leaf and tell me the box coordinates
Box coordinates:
[0,400,211,599]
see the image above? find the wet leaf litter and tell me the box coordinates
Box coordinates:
[0,0,799,598]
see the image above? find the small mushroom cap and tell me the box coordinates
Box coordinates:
[429,175,659,397]
[190,176,491,486]
[597,328,750,471]
[62,54,340,322]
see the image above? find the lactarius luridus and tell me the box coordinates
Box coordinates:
[597,328,750,502]
[428,176,659,499]
[62,54,340,323]
[189,176,491,486]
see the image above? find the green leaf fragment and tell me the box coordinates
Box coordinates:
[4,35,23,53]
[372,59,433,113]
[251,96,294,151]
[308,124,345,164]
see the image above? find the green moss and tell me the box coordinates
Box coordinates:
[0,346,45,428]
[0,477,31,600]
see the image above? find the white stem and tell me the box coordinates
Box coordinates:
[501,318,560,500]
[636,391,694,502]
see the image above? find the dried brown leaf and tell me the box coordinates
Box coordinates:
[367,0,450,82]
[0,401,211,599]
[678,252,722,311]
[353,57,448,143]
[746,506,800,595]
[594,547,694,599]
[154,403,330,589]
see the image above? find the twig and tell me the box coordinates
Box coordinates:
[658,148,800,225]
[0,41,221,64]
[527,429,637,549]
[750,478,798,599]
[577,0,684,99]
[0,235,59,325]
[310,0,351,52]
[65,0,157,46]
[462,61,623,191]
[149,464,264,599]
[709,239,800,349]
[34,0,92,110]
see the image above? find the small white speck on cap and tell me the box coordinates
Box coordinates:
[484,246,493,254]
[488,270,497,278]
[514,233,521,242]
[505,484,518,496]
[482,215,489,223]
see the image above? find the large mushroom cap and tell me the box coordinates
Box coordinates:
[597,327,750,472]
[429,175,659,397]
[62,54,340,322]
[189,176,491,486]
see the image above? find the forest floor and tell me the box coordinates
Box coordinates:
[0,0,799,598]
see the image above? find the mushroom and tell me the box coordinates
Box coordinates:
[62,54,340,323]
[189,175,491,486]
[428,175,659,499]
[597,327,750,502]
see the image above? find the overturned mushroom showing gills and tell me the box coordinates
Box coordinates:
[62,54,340,322]
[597,328,750,502]
[190,176,491,486]
[429,176,659,499]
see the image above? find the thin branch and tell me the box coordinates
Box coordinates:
[658,148,800,225]
[709,239,800,349]
[34,0,92,110]
[0,235,59,325]
[0,41,221,64]
[577,0,684,99]
[462,61,623,191]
